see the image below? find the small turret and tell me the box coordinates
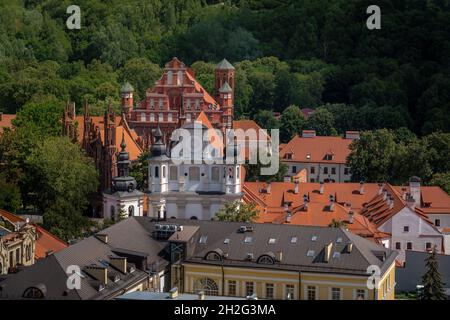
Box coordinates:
[120,82,134,120]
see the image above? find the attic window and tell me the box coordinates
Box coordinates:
[244,236,253,244]
[333,252,341,259]
[307,250,315,257]
[199,235,208,244]
[290,236,298,244]
[325,154,333,161]
[224,238,230,244]
[336,237,342,243]
[285,153,293,160]
[311,235,318,242]
[306,154,311,159]
[268,238,277,244]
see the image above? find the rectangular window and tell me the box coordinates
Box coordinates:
[150,98,154,109]
[331,287,341,300]
[285,284,294,300]
[228,280,237,296]
[435,219,440,227]
[16,248,20,265]
[356,289,366,300]
[331,167,336,175]
[245,282,254,297]
[195,99,200,110]
[159,98,164,109]
[310,167,315,174]
[169,166,178,181]
[186,113,192,122]
[307,286,316,300]
[407,242,412,250]
[265,283,274,299]
[323,167,328,174]
[186,99,191,109]
[310,178,315,182]
[141,112,146,122]
[150,113,155,122]
[211,167,220,181]
[403,226,409,232]
[426,242,432,250]
[344,167,350,175]
[168,113,173,122]
[395,242,401,250]
[292,166,297,174]
[158,113,163,122]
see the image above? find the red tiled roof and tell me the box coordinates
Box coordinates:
[0,114,16,133]
[0,209,67,259]
[280,135,353,164]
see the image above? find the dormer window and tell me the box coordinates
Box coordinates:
[306,154,311,160]
[285,153,293,160]
[325,154,333,161]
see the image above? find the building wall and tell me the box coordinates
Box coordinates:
[179,263,395,300]
[0,231,36,274]
[103,195,144,220]
[379,207,443,262]
[284,162,351,183]
[427,214,450,229]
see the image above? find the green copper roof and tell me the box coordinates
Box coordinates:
[216,58,235,70]
[219,81,233,93]
[120,82,134,93]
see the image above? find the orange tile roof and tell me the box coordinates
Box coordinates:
[280,135,352,164]
[0,209,67,259]
[75,116,142,161]
[0,114,16,133]
[242,182,383,239]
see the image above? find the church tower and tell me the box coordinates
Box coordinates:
[103,133,143,220]
[215,59,235,132]
[120,82,134,121]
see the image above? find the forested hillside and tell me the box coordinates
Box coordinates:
[0,0,449,136]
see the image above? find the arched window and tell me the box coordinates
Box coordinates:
[128,206,134,217]
[194,278,219,296]
[211,167,220,182]
[155,166,159,178]
[257,254,275,265]
[190,216,198,220]
[167,71,173,84]
[23,285,46,299]
[169,166,178,181]
[110,206,115,220]
[177,71,183,85]
[162,166,166,178]
[236,167,240,179]
[189,167,200,181]
[205,251,222,261]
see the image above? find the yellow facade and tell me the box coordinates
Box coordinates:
[176,262,396,300]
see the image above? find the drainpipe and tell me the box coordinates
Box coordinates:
[221,260,225,296]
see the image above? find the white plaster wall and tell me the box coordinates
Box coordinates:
[427,214,450,228]
[283,162,351,183]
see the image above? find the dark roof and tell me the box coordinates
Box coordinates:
[120,82,134,93]
[216,59,235,70]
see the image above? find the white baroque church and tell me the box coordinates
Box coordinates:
[147,120,243,220]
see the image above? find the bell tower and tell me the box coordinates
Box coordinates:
[215,59,235,133]
[120,82,134,120]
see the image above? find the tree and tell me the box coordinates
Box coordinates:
[328,219,347,229]
[420,246,447,300]
[244,161,288,183]
[26,136,98,240]
[119,58,161,101]
[129,151,149,191]
[215,201,259,222]
[305,107,337,136]
[0,178,21,213]
[347,129,398,183]
[253,110,279,130]
[280,105,306,143]
[430,172,450,195]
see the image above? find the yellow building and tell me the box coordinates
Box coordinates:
[167,222,397,300]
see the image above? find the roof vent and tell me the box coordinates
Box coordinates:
[246,253,254,260]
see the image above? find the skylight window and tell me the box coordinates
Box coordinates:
[336,237,342,243]
[333,252,341,259]
[268,238,277,244]
[311,235,318,242]
[199,235,207,244]
[224,238,230,244]
[244,236,253,244]
[307,250,315,257]
[290,236,298,244]
[306,154,311,159]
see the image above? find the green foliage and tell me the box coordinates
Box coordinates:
[253,110,279,130]
[245,161,288,183]
[215,201,259,222]
[129,151,149,191]
[0,177,21,213]
[26,136,99,240]
[119,58,161,101]
[430,172,450,195]
[305,108,337,136]
[420,247,447,300]
[279,105,306,143]
[328,219,347,229]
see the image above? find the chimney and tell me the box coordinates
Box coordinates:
[95,233,108,244]
[109,257,127,274]
[286,212,292,223]
[346,242,353,253]
[266,182,271,194]
[409,176,421,207]
[276,251,283,262]
[382,189,388,201]
[169,287,179,299]
[348,210,354,224]
[302,130,316,138]
[359,181,365,195]
[198,291,205,300]
[406,193,416,210]
[294,181,299,194]
[345,131,360,140]
[378,183,384,195]
[85,266,108,285]
[319,182,324,195]
[324,242,333,262]
[303,194,309,210]
[329,195,335,211]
